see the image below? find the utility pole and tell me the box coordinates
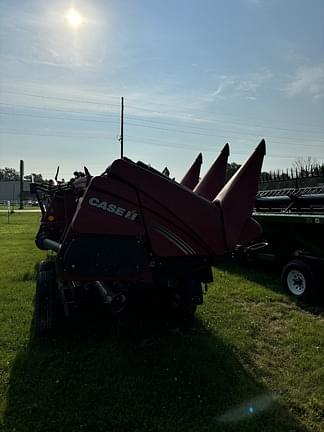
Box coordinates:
[120,96,124,158]
[19,159,24,209]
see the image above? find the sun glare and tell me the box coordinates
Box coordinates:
[65,8,83,29]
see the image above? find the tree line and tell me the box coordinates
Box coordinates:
[1,157,323,189]
[0,167,45,183]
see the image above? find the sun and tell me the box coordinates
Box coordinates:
[65,8,83,29]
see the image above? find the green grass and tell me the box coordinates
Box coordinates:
[0,212,323,432]
[0,205,39,211]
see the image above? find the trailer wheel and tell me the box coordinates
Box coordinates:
[281,259,314,301]
[35,263,57,336]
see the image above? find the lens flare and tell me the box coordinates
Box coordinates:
[217,394,276,423]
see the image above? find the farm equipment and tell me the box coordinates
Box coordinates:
[240,183,324,301]
[31,140,266,335]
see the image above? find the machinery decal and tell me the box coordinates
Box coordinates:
[88,197,138,221]
[152,222,196,255]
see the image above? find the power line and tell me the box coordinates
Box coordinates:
[2,88,323,136]
[0,127,117,140]
[125,112,324,142]
[0,102,119,119]
[126,139,324,160]
[1,112,322,149]
[2,103,324,147]
[126,139,323,160]
[1,90,120,107]
[1,127,323,160]
[0,110,120,125]
[127,133,324,153]
[126,103,324,136]
[1,89,323,153]
[125,121,324,149]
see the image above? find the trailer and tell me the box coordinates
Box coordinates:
[241,185,324,301]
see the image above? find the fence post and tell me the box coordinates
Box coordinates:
[7,200,10,224]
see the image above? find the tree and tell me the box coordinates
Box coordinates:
[293,157,320,174]
[226,162,241,181]
[0,168,49,183]
[0,167,20,181]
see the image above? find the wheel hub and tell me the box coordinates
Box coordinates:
[287,270,306,296]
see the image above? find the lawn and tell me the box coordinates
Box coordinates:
[0,212,323,432]
[0,205,39,211]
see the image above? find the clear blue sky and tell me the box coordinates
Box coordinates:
[0,0,323,180]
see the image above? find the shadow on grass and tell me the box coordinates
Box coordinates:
[218,260,324,313]
[4,302,307,432]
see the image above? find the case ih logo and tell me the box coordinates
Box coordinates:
[88,197,138,221]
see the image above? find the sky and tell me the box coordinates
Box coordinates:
[0,0,323,181]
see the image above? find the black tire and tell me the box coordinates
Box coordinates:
[170,290,197,317]
[35,263,58,336]
[168,279,201,319]
[281,259,314,301]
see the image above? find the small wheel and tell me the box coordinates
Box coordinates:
[35,262,58,336]
[281,259,314,301]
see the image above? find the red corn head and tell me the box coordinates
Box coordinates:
[32,138,267,329]
[35,140,266,283]
[194,143,229,200]
[180,153,202,189]
[214,139,266,249]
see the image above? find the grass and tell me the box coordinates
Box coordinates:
[0,212,323,432]
[0,205,39,211]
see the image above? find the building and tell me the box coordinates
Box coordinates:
[0,180,33,202]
